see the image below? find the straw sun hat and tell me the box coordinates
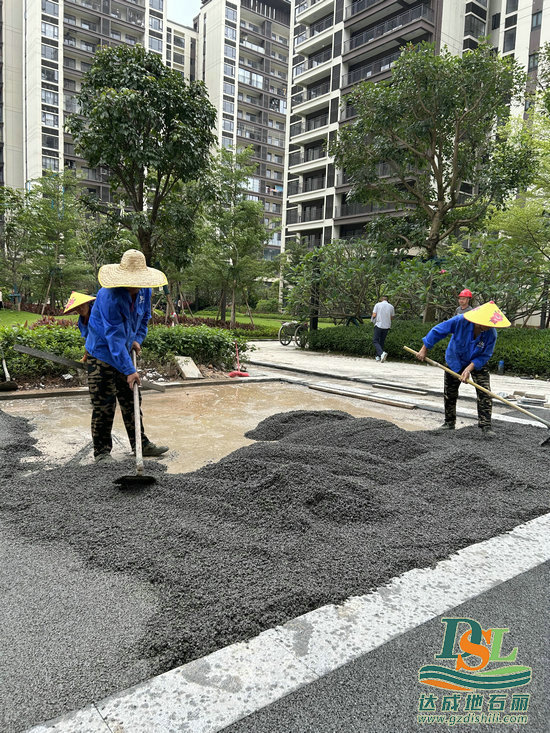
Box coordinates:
[98,249,167,289]
[63,291,96,314]
[464,301,511,328]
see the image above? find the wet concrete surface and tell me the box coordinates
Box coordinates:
[1,382,442,473]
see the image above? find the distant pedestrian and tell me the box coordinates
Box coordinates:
[0,289,3,310]
[372,296,394,363]
[455,288,473,316]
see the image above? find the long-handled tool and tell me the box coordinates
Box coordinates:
[13,344,165,392]
[115,350,157,488]
[0,346,18,391]
[228,341,249,378]
[404,346,550,445]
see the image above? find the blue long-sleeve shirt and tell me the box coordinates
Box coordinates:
[422,315,497,372]
[85,287,151,375]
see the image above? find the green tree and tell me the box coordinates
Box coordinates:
[66,44,217,264]
[286,236,401,321]
[0,186,30,309]
[191,147,269,328]
[332,40,537,313]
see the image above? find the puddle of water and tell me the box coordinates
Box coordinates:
[2,383,439,473]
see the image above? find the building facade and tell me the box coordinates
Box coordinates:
[1,0,197,196]
[284,0,549,252]
[196,0,291,258]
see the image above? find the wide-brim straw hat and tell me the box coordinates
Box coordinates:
[464,301,511,328]
[98,249,167,289]
[63,291,96,314]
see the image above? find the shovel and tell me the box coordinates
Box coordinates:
[0,346,18,391]
[114,350,157,489]
[403,346,550,446]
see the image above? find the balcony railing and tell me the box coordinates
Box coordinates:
[345,0,382,20]
[302,207,325,222]
[289,148,327,166]
[344,5,434,53]
[341,104,358,120]
[294,48,332,78]
[334,201,411,217]
[287,208,299,224]
[342,50,400,86]
[241,39,265,54]
[295,15,334,47]
[290,113,329,137]
[296,0,327,17]
[288,177,327,195]
[292,81,330,106]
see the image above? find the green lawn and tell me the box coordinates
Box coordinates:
[0,310,77,327]
[193,309,334,329]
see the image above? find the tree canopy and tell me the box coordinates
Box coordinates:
[66,44,217,264]
[332,41,537,260]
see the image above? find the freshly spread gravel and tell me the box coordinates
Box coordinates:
[1,408,549,717]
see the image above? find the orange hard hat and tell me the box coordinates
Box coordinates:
[459,289,473,298]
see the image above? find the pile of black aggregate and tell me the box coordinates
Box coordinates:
[1,407,549,678]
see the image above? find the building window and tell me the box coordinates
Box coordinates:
[528,52,539,71]
[126,35,137,45]
[41,0,58,16]
[149,37,163,52]
[222,119,234,131]
[491,13,500,30]
[111,30,121,41]
[532,11,542,29]
[41,67,58,83]
[64,56,76,68]
[173,53,185,65]
[41,22,58,39]
[226,7,237,21]
[505,0,518,12]
[224,43,236,59]
[248,176,261,192]
[150,16,163,31]
[42,156,59,171]
[464,15,486,37]
[223,100,234,113]
[222,136,233,148]
[223,82,235,95]
[41,44,58,61]
[41,89,59,105]
[64,14,76,25]
[42,111,59,126]
[65,78,76,91]
[174,36,185,48]
[42,133,58,149]
[81,20,96,32]
[149,0,163,10]
[225,26,237,40]
[503,28,516,52]
[224,62,235,77]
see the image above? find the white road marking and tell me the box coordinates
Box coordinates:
[27,512,550,733]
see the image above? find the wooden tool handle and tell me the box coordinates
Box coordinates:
[403,345,550,430]
[132,350,143,474]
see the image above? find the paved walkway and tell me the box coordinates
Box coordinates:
[245,341,550,403]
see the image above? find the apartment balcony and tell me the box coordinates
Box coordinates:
[341,49,400,88]
[240,37,266,55]
[340,104,358,121]
[295,0,334,25]
[288,147,328,169]
[241,0,291,30]
[287,176,327,198]
[293,48,332,85]
[334,200,411,220]
[292,80,331,114]
[294,14,334,55]
[343,4,434,63]
[290,113,329,143]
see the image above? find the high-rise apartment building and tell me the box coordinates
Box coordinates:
[196,0,291,258]
[285,0,548,251]
[1,0,197,196]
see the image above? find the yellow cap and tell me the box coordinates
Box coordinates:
[63,291,96,314]
[463,301,511,328]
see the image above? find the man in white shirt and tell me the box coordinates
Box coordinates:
[372,296,395,362]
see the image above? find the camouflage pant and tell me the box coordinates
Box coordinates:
[87,356,148,457]
[444,364,492,428]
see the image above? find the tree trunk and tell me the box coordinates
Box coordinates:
[41,277,53,316]
[220,289,227,323]
[309,256,320,331]
[244,291,255,328]
[230,281,237,329]
[138,229,153,265]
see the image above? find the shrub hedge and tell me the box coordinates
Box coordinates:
[308,321,550,378]
[0,323,250,378]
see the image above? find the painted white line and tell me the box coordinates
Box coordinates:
[26,705,110,733]
[26,513,550,733]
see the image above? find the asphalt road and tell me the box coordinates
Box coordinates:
[223,562,549,733]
